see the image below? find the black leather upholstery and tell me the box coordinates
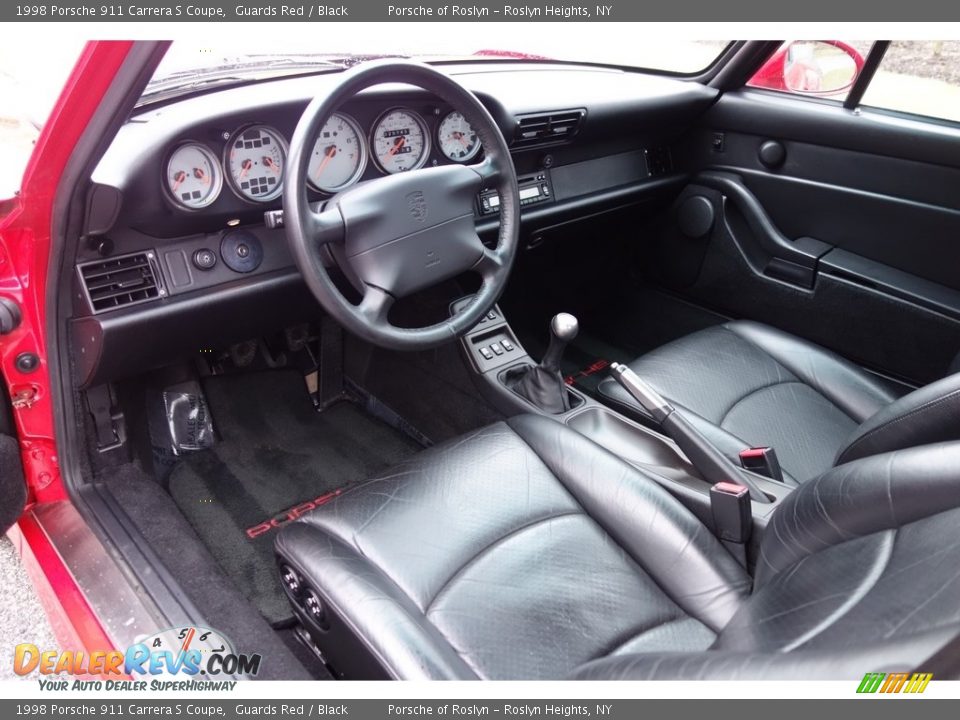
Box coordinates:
[597,320,916,483]
[276,414,960,680]
[837,372,960,465]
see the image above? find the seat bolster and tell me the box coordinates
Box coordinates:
[507,415,751,633]
[837,373,960,465]
[756,442,960,585]
[727,321,900,423]
[567,626,954,680]
[275,524,478,680]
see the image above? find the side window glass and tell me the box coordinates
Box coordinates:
[861,41,960,123]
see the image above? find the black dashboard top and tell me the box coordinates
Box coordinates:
[90,63,716,240]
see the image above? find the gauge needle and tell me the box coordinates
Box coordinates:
[263,156,281,175]
[193,167,210,185]
[387,136,406,157]
[313,145,337,178]
[239,158,253,179]
[171,170,186,192]
[180,627,196,653]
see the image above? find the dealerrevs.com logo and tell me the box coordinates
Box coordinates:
[13,626,260,690]
[857,672,933,694]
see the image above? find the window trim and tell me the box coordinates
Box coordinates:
[843,41,890,110]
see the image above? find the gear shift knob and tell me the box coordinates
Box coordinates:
[542,313,579,372]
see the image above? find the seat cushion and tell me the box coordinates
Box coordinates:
[597,320,901,484]
[276,416,960,680]
[275,414,751,680]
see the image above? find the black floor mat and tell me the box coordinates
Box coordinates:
[168,371,421,625]
[349,342,505,444]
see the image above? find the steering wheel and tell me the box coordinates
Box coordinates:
[284,61,520,350]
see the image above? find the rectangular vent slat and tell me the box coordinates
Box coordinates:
[78,251,163,313]
[512,110,584,148]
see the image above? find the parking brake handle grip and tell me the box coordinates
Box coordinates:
[609,363,771,504]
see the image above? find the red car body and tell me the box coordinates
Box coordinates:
[1,41,136,659]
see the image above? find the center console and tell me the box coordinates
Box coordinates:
[450,297,794,551]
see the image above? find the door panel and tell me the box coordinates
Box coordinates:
[651,89,960,385]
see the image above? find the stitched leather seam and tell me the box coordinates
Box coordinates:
[716,379,809,427]
[423,511,583,615]
[591,616,708,661]
[838,387,960,464]
[725,324,866,423]
[781,529,896,653]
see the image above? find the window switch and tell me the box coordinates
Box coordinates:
[502,339,515,352]
[479,346,494,360]
[490,343,504,356]
[487,311,497,321]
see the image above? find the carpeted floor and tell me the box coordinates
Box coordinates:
[168,370,421,625]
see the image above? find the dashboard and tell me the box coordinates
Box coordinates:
[73,63,718,387]
[163,104,482,213]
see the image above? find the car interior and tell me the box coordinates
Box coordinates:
[36,40,960,680]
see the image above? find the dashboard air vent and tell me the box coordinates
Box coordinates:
[512,110,585,148]
[79,251,164,313]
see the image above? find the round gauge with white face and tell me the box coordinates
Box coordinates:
[308,113,368,193]
[225,124,287,203]
[371,109,429,174]
[437,111,481,163]
[165,143,222,210]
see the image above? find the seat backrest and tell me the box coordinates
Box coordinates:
[570,442,960,681]
[712,442,960,665]
[836,372,960,465]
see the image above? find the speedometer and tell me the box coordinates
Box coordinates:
[165,142,222,210]
[437,111,481,162]
[371,109,429,174]
[225,124,287,203]
[308,113,367,193]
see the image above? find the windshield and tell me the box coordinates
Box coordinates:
[0,32,729,195]
[149,32,731,91]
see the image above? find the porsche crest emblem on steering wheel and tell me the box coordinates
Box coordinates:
[406,191,428,223]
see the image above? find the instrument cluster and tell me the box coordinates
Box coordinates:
[162,106,482,212]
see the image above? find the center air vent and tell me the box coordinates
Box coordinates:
[78,251,165,313]
[512,109,585,148]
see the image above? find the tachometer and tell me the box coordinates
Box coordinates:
[308,113,367,193]
[165,142,222,210]
[437,111,481,162]
[371,109,429,174]
[225,124,287,202]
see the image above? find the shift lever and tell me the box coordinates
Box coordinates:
[541,313,579,372]
[508,313,579,414]
[609,363,771,503]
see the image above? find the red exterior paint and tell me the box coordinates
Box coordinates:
[749,40,866,95]
[0,41,135,659]
[0,41,133,503]
[8,512,121,666]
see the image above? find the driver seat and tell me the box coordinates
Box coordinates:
[275,414,960,680]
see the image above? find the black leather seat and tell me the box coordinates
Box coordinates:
[275,414,960,680]
[597,320,960,484]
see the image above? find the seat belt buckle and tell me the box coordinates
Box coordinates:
[710,482,752,544]
[739,446,784,483]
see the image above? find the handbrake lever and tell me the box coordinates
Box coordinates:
[609,363,771,504]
